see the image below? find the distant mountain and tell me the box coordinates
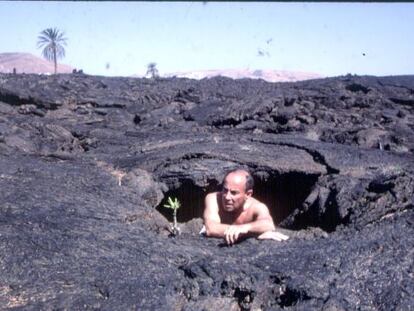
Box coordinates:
[163,68,323,82]
[0,52,74,74]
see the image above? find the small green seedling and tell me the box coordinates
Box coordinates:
[163,196,181,236]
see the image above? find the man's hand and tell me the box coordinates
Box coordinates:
[257,231,289,241]
[224,224,250,245]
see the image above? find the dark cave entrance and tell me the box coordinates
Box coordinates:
[156,178,219,223]
[156,171,320,230]
[252,171,320,227]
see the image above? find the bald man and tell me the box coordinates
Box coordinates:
[203,169,289,245]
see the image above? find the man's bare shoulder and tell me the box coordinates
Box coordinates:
[203,192,221,223]
[248,197,272,218]
[205,192,219,200]
[249,197,268,210]
[204,192,219,211]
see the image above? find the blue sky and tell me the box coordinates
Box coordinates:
[1,1,413,77]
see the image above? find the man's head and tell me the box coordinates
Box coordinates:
[221,168,254,212]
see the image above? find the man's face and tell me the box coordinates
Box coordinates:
[221,172,252,212]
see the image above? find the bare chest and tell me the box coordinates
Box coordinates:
[221,208,255,225]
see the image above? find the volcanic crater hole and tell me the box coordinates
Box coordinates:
[155,171,320,230]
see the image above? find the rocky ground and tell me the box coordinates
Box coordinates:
[0,72,413,310]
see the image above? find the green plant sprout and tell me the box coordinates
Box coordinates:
[163,196,181,236]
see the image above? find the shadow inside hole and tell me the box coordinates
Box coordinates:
[253,171,319,227]
[156,179,219,223]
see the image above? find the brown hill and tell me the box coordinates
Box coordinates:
[0,52,74,74]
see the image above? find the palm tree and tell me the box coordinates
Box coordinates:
[146,62,159,79]
[37,27,67,74]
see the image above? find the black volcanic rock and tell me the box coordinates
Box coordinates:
[0,73,413,310]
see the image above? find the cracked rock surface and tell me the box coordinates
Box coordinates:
[0,73,413,310]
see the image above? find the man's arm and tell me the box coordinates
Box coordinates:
[249,203,288,242]
[223,203,275,244]
[203,192,231,238]
[241,203,276,234]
